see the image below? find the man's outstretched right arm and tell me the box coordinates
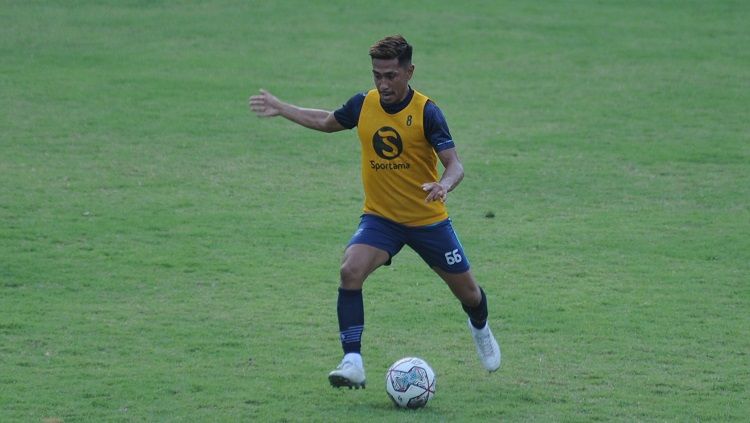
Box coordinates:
[248,89,345,133]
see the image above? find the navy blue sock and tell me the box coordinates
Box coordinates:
[337,288,364,354]
[462,287,488,329]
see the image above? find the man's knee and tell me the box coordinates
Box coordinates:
[462,284,482,307]
[339,244,389,288]
[340,261,367,287]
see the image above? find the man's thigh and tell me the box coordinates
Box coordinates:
[346,214,407,266]
[407,219,471,274]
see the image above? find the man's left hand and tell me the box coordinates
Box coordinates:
[421,182,448,203]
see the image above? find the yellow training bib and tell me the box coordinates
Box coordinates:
[356,89,448,226]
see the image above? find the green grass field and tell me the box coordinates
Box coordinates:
[2,1,749,421]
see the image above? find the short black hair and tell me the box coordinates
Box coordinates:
[369,35,412,67]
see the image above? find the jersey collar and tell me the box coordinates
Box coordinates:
[380,86,414,115]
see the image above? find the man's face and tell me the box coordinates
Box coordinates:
[372,58,414,104]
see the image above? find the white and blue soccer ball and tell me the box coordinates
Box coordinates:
[385,357,436,409]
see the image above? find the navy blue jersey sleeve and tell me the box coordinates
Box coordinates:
[333,92,366,129]
[423,101,455,152]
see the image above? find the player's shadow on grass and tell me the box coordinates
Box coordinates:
[363,400,442,415]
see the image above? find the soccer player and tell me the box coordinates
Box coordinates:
[249,35,500,388]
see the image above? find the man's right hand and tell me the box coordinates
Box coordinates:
[247,89,344,133]
[248,89,282,117]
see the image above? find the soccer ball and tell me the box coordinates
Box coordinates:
[385,357,436,409]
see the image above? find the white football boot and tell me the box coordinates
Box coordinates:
[328,353,366,389]
[469,319,501,372]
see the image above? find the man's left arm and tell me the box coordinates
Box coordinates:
[422,148,464,203]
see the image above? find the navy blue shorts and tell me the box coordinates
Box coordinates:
[347,214,471,273]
